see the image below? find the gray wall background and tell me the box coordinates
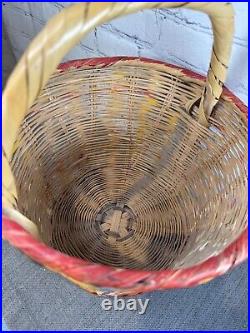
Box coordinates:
[2,2,248,103]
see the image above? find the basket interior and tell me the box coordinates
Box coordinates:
[10,60,248,270]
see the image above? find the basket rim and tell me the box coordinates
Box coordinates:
[3,56,248,292]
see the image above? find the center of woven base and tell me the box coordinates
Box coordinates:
[95,203,136,241]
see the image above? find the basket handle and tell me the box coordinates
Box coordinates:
[3,2,234,159]
[2,2,234,228]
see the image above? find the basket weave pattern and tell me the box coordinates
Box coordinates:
[10,58,248,271]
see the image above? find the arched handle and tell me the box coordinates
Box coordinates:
[2,2,234,213]
[3,2,234,158]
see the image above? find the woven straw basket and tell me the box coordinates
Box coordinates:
[2,2,248,296]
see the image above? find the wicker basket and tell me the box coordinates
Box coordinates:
[2,2,248,296]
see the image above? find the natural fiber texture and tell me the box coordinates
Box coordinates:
[2,212,248,296]
[2,2,235,194]
[7,58,247,271]
[2,57,248,295]
[2,2,248,294]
